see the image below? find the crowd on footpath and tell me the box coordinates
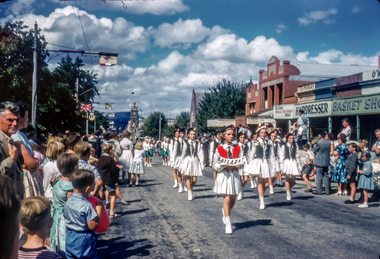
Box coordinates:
[1,99,380,259]
[0,101,149,259]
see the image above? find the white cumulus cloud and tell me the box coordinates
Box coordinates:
[276,24,287,34]
[298,8,338,26]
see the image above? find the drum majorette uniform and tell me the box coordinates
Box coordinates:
[119,138,134,171]
[143,140,150,160]
[213,143,242,195]
[238,142,249,176]
[280,141,301,200]
[172,137,186,192]
[130,149,145,176]
[169,137,176,168]
[160,141,169,166]
[245,138,275,178]
[269,138,281,193]
[209,137,222,167]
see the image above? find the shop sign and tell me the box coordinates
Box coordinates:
[246,117,276,125]
[294,101,332,118]
[297,83,315,93]
[332,94,380,115]
[273,104,295,119]
[362,69,380,81]
[297,93,315,103]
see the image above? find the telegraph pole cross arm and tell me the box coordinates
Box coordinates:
[45,49,118,66]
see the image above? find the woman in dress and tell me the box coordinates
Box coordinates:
[331,134,349,196]
[237,131,249,201]
[173,128,186,193]
[245,124,275,210]
[170,129,180,187]
[213,125,244,234]
[143,137,150,166]
[180,128,204,201]
[279,133,301,201]
[119,131,134,184]
[129,142,145,186]
[268,131,281,194]
[160,137,168,166]
[148,139,154,166]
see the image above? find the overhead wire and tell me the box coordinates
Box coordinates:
[74,0,94,66]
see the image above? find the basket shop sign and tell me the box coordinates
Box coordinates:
[332,94,380,115]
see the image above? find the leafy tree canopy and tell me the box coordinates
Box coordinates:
[174,111,190,129]
[143,111,167,139]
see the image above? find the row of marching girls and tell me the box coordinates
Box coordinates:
[169,128,204,201]
[142,137,154,167]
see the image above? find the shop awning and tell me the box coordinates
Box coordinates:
[207,119,235,127]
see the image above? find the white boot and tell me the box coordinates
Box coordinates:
[250,180,255,189]
[178,182,184,193]
[188,190,193,201]
[286,191,292,201]
[358,202,368,208]
[253,178,258,188]
[163,161,165,165]
[269,185,274,195]
[184,184,188,192]
[237,191,243,201]
[259,196,265,210]
[222,208,226,225]
[225,216,232,234]
[173,180,178,188]
[149,163,152,167]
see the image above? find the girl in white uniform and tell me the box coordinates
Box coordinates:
[180,128,204,201]
[129,142,145,186]
[237,131,249,201]
[173,128,186,192]
[268,131,281,194]
[245,125,275,210]
[119,131,134,185]
[170,130,180,187]
[213,125,244,235]
[143,138,150,166]
[148,140,154,167]
[279,133,301,201]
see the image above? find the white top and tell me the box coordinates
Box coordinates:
[180,139,204,164]
[279,142,301,171]
[212,143,243,172]
[209,138,222,164]
[133,149,145,163]
[172,138,184,157]
[120,138,134,151]
[162,142,169,151]
[247,138,275,164]
[143,141,150,151]
[304,150,314,164]
[42,160,59,199]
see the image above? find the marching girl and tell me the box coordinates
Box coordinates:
[245,124,275,210]
[170,129,180,187]
[165,138,171,166]
[213,125,244,234]
[160,137,167,166]
[119,131,134,185]
[148,139,154,167]
[143,137,150,167]
[180,128,204,201]
[173,128,186,193]
[279,133,301,201]
[237,131,249,201]
[129,142,145,186]
[268,131,281,194]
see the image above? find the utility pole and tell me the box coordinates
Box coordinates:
[31,22,38,130]
[86,111,89,135]
[159,113,162,140]
[94,115,96,133]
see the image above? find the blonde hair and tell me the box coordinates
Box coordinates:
[88,157,98,166]
[135,142,142,150]
[46,141,65,160]
[47,136,64,145]
[21,196,51,233]
[74,141,92,160]
[103,143,113,154]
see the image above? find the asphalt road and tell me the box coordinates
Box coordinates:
[97,156,380,259]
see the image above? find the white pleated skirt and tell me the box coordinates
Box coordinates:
[244,159,275,178]
[130,161,145,175]
[283,159,300,176]
[214,169,241,195]
[118,150,133,171]
[173,156,182,170]
[273,157,280,172]
[239,162,250,176]
[181,156,203,177]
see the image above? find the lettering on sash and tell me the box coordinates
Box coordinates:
[218,157,246,166]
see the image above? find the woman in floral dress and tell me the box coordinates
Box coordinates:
[332,134,349,196]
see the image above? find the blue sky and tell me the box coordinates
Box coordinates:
[1,0,379,118]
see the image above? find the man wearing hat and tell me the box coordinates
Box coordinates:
[313,131,331,195]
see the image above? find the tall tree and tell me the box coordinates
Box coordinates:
[143,111,167,139]
[174,111,190,129]
[196,78,247,132]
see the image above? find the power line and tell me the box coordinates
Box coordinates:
[74,0,94,66]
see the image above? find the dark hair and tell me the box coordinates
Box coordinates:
[17,101,30,118]
[285,133,294,141]
[187,127,195,134]
[318,131,326,137]
[238,124,243,128]
[71,169,95,190]
[110,132,118,139]
[237,131,246,138]
[27,131,36,139]
[341,117,350,124]
[57,153,79,176]
[349,142,357,150]
[0,175,21,259]
[326,133,334,140]
[65,132,81,149]
[105,133,111,141]
[303,143,310,149]
[338,134,347,144]
[299,110,304,114]
[363,152,371,160]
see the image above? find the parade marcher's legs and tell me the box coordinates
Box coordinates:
[285,174,296,200]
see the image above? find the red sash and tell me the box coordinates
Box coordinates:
[217,145,240,159]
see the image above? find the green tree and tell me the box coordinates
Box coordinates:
[161,124,175,139]
[196,78,247,132]
[174,111,190,129]
[143,111,167,139]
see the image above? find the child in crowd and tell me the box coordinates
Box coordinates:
[301,143,314,192]
[19,196,62,259]
[129,142,145,186]
[0,175,21,259]
[357,152,375,208]
[50,153,78,257]
[89,157,99,168]
[75,141,103,197]
[65,132,82,153]
[344,143,359,204]
[98,144,122,218]
[43,141,65,201]
[64,170,102,259]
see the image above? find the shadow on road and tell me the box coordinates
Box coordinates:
[292,195,314,200]
[139,183,164,187]
[194,188,213,192]
[127,199,142,203]
[266,201,294,208]
[234,219,272,231]
[97,237,154,259]
[195,194,221,200]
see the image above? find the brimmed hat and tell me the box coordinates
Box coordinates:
[221,124,235,133]
[256,123,269,133]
